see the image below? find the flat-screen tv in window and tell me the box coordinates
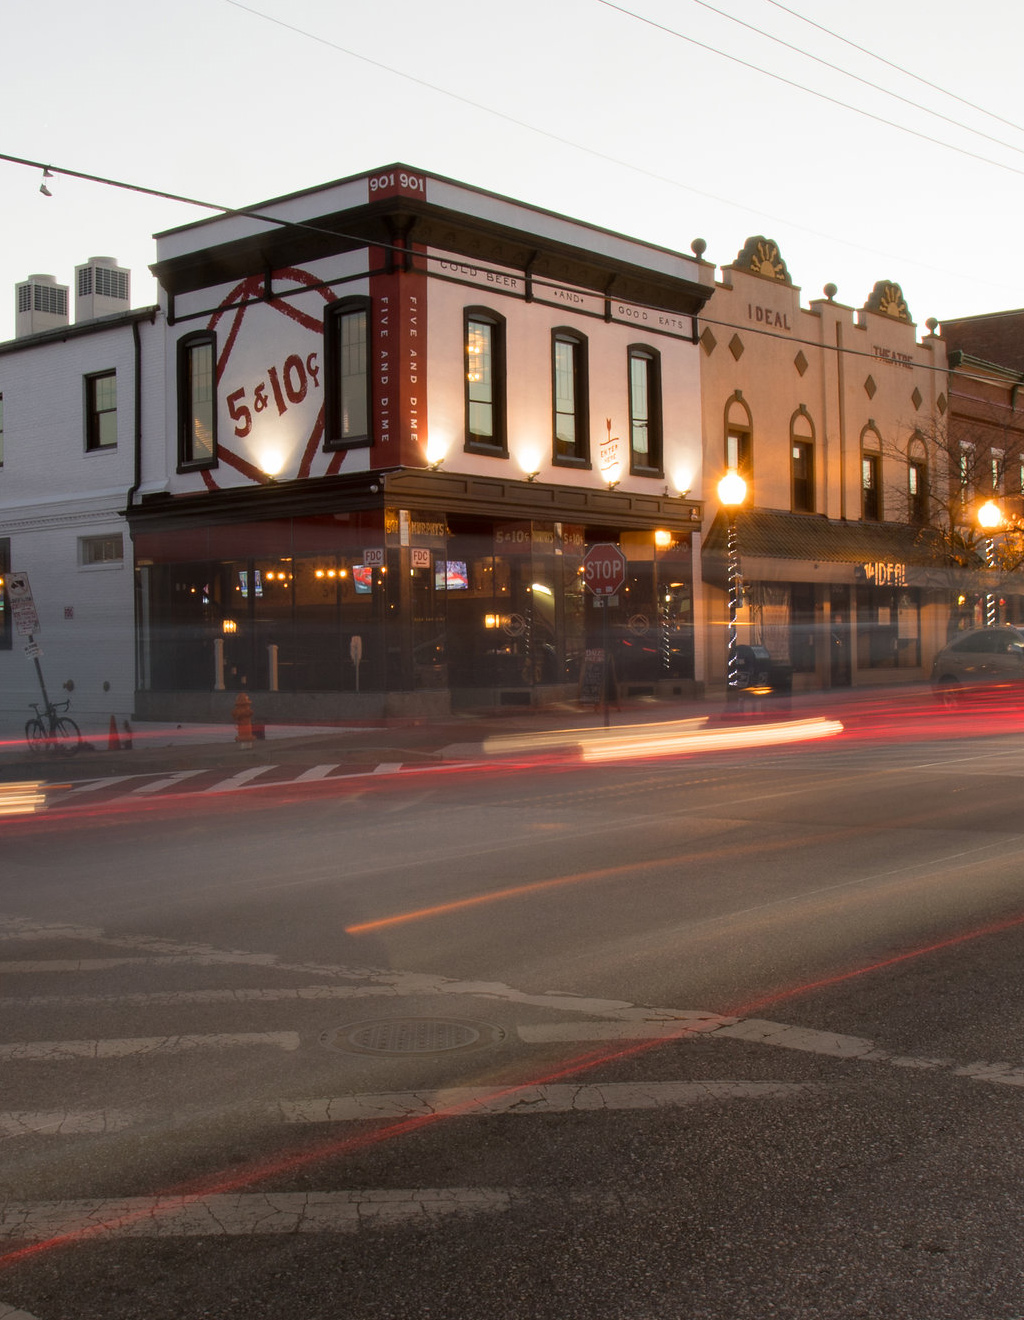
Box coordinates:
[435,560,468,590]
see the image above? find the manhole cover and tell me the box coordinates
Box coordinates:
[321,1017,505,1056]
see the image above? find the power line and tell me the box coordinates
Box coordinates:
[689,0,1024,159]
[597,0,1024,179]
[764,0,1024,138]
[211,0,1004,293]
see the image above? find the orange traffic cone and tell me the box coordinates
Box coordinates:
[108,716,121,751]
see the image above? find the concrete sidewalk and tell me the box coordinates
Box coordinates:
[0,683,922,784]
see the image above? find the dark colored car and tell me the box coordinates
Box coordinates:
[931,625,1024,704]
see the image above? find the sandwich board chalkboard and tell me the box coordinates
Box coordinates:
[578,648,619,709]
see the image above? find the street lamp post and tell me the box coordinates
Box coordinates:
[717,469,748,693]
[978,499,1002,627]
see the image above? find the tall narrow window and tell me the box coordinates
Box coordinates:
[725,393,753,496]
[959,442,974,502]
[325,299,370,449]
[0,393,4,469]
[791,409,815,513]
[178,332,217,469]
[792,443,814,512]
[991,447,1004,492]
[552,330,589,464]
[85,371,117,451]
[464,310,506,454]
[862,453,881,520]
[908,460,928,524]
[628,347,662,474]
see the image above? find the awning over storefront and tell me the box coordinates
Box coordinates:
[702,509,975,590]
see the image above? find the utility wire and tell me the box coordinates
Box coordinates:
[689,0,1024,158]
[212,0,1006,290]
[765,0,1024,138]
[597,0,1024,179]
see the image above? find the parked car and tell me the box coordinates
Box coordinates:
[931,626,1024,704]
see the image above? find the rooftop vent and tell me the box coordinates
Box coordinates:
[15,274,69,338]
[75,256,131,323]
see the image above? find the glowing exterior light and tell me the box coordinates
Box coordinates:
[654,528,672,549]
[978,500,1002,531]
[222,620,238,634]
[717,469,747,507]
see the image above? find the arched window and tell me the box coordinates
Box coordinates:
[861,424,883,521]
[724,392,753,494]
[791,407,815,513]
[628,345,662,475]
[907,434,929,525]
[177,331,217,470]
[324,297,370,449]
[465,308,507,455]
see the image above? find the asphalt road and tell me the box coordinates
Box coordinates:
[2,703,1024,1319]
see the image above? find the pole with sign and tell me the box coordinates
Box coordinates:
[582,544,626,727]
[7,572,52,712]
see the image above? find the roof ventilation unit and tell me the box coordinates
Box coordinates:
[75,256,131,323]
[15,274,70,338]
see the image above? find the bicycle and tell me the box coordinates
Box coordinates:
[25,699,82,756]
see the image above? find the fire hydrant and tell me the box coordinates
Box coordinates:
[232,693,254,747]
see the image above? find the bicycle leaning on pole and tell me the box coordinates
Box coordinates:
[25,698,82,756]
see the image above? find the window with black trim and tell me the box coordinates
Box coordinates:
[177,332,217,470]
[465,309,506,454]
[552,329,589,464]
[908,459,928,524]
[325,298,370,449]
[791,408,815,513]
[628,346,662,474]
[85,371,117,451]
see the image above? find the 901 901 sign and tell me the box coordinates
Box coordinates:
[583,544,627,596]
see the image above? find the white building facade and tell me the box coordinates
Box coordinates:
[0,280,159,735]
[127,164,713,720]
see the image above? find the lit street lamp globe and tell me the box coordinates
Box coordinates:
[718,470,747,508]
[978,500,1002,532]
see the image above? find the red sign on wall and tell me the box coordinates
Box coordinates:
[583,544,627,596]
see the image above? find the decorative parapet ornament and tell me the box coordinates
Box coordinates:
[864,280,912,323]
[736,236,791,283]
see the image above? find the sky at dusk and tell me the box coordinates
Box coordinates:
[3,0,1023,343]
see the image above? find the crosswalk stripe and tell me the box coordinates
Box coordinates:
[293,764,340,782]
[0,1300,44,1319]
[131,769,208,795]
[273,1080,820,1124]
[0,1110,140,1138]
[205,766,275,792]
[0,1189,509,1241]
[0,1033,300,1061]
[372,762,403,774]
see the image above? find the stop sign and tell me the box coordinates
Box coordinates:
[583,543,627,596]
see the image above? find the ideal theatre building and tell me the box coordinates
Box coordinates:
[129,166,713,719]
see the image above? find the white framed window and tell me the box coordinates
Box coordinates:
[79,533,124,567]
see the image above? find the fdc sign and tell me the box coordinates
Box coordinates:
[583,543,626,596]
